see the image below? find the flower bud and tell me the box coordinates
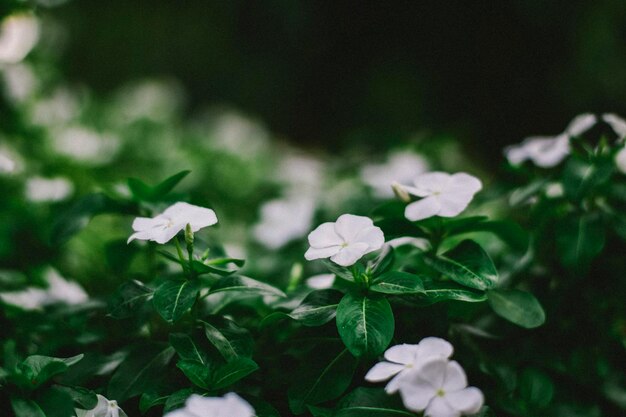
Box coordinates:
[391,181,411,203]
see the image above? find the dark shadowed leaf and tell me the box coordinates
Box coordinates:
[488,289,545,329]
[428,240,498,290]
[153,279,199,323]
[288,289,344,327]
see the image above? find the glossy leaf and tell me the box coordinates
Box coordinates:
[562,157,613,201]
[211,356,259,389]
[336,293,394,357]
[20,354,83,389]
[209,275,286,298]
[11,398,45,417]
[288,347,357,414]
[370,271,425,294]
[520,368,554,409]
[369,246,395,277]
[417,282,487,304]
[556,213,605,269]
[153,279,199,323]
[428,239,498,290]
[203,319,254,360]
[488,289,545,328]
[169,333,208,364]
[108,280,153,319]
[288,289,343,327]
[177,359,210,389]
[335,387,414,417]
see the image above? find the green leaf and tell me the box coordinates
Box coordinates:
[157,250,241,276]
[335,387,414,417]
[519,368,554,409]
[108,279,153,319]
[288,347,357,414]
[488,289,546,329]
[417,282,487,304]
[210,356,259,389]
[203,319,254,360]
[37,386,76,417]
[445,219,530,253]
[177,359,210,389]
[153,279,199,323]
[562,157,613,201]
[128,170,191,201]
[370,271,425,294]
[50,193,134,245]
[209,275,286,298]
[53,385,98,409]
[163,388,195,414]
[11,398,45,417]
[20,354,83,388]
[169,333,208,364]
[107,344,175,402]
[369,247,395,277]
[556,213,605,269]
[322,260,355,281]
[509,180,547,206]
[428,240,498,290]
[140,391,169,414]
[288,289,343,327]
[336,293,394,357]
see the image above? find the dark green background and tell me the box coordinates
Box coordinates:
[44,0,626,167]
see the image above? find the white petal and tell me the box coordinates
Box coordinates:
[424,396,460,417]
[417,337,454,361]
[353,226,385,251]
[153,223,185,244]
[385,371,410,394]
[330,242,370,266]
[448,173,482,194]
[442,361,468,391]
[405,196,441,221]
[186,395,221,415]
[304,246,341,261]
[131,216,163,232]
[398,381,437,412]
[307,222,343,248]
[565,113,597,137]
[445,387,484,414]
[364,361,405,382]
[615,147,626,174]
[164,202,218,230]
[413,172,452,194]
[162,410,190,417]
[127,231,150,244]
[603,113,626,138]
[384,344,420,365]
[306,274,335,289]
[530,134,570,168]
[222,393,255,417]
[334,214,374,242]
[436,193,474,218]
[504,144,528,165]
[414,358,448,389]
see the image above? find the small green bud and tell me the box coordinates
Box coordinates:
[392,181,411,203]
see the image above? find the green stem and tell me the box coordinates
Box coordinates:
[174,237,188,276]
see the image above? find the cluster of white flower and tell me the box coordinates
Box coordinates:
[164,393,254,417]
[505,113,626,168]
[366,338,484,417]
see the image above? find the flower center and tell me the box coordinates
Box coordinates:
[436,389,446,397]
[340,242,349,248]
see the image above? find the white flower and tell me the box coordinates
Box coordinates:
[360,151,429,198]
[128,202,218,244]
[304,214,385,267]
[0,268,88,311]
[78,394,128,417]
[2,63,37,103]
[253,197,315,249]
[0,151,16,173]
[603,113,626,139]
[365,338,454,394]
[0,14,39,64]
[164,393,255,417]
[505,113,597,168]
[51,126,121,165]
[399,358,484,417]
[25,177,74,203]
[399,172,482,222]
[306,273,335,289]
[615,147,626,175]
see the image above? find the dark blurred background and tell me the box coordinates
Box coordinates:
[46,0,626,170]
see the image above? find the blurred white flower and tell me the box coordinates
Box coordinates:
[305,273,335,289]
[128,202,218,244]
[305,214,384,267]
[365,338,454,394]
[360,151,429,198]
[78,394,128,417]
[25,176,73,202]
[0,268,88,310]
[0,151,16,173]
[615,147,626,175]
[164,393,255,417]
[545,182,564,198]
[603,113,626,139]
[253,197,315,249]
[2,63,37,103]
[30,87,80,127]
[400,172,482,222]
[400,359,484,417]
[505,113,597,168]
[51,126,121,165]
[276,153,325,197]
[112,79,185,124]
[0,14,39,64]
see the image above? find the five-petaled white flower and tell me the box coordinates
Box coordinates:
[79,394,128,417]
[399,172,482,222]
[365,338,453,394]
[505,113,597,168]
[305,214,385,267]
[127,202,217,244]
[163,393,255,417]
[400,358,484,417]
